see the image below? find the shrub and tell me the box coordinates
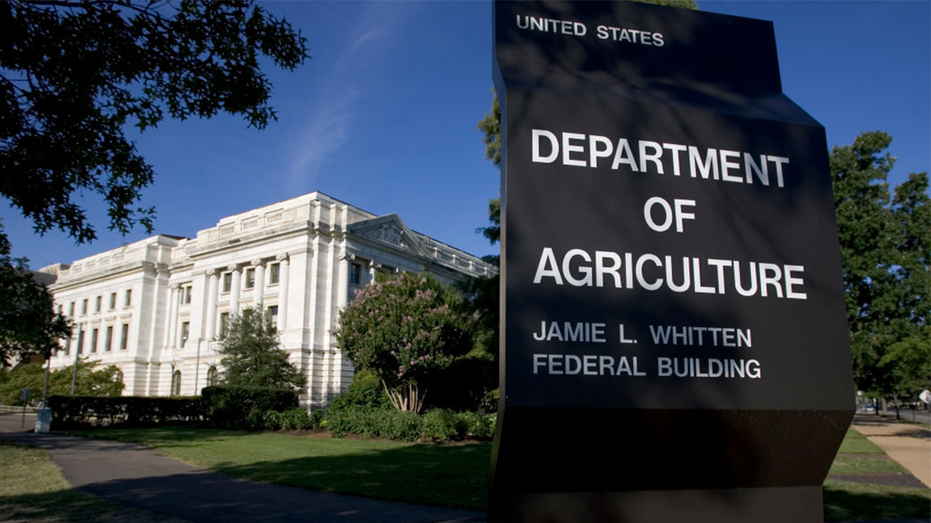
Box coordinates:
[324,405,496,442]
[327,369,388,413]
[420,409,465,442]
[310,409,325,429]
[48,395,202,429]
[326,405,420,441]
[277,408,312,430]
[458,411,497,439]
[201,386,298,429]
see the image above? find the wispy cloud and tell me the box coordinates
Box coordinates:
[287,4,407,192]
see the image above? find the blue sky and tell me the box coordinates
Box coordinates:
[3,1,929,270]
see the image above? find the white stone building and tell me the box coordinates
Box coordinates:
[41,192,494,407]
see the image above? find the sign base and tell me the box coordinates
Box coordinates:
[490,486,824,523]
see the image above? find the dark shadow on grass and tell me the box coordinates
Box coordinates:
[823,481,931,522]
[211,442,493,511]
[54,460,485,523]
[0,489,121,523]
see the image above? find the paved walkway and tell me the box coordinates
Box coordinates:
[0,413,485,523]
[851,413,931,488]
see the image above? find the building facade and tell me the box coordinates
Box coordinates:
[41,192,494,407]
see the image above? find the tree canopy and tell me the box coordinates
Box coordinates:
[0,232,71,367]
[217,308,305,391]
[333,273,475,413]
[1,0,308,244]
[0,0,307,367]
[0,360,123,405]
[830,131,930,404]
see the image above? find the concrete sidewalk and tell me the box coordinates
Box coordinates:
[851,413,931,488]
[0,413,485,523]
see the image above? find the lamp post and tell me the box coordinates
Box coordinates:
[70,345,79,395]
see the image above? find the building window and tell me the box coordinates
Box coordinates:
[63,336,71,357]
[266,305,278,327]
[125,289,132,307]
[219,312,230,337]
[180,321,190,346]
[95,296,102,313]
[120,324,129,351]
[69,302,75,317]
[81,299,88,315]
[207,366,219,387]
[109,292,116,310]
[171,370,182,396]
[90,328,98,353]
[349,262,363,285]
[269,263,280,285]
[181,285,192,305]
[245,268,255,289]
[76,329,85,354]
[105,326,113,352]
[222,273,232,293]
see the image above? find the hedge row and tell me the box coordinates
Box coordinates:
[326,405,496,442]
[49,386,300,429]
[49,396,201,428]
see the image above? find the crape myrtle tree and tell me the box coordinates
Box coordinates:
[217,309,305,391]
[830,131,930,413]
[0,0,308,365]
[333,273,475,413]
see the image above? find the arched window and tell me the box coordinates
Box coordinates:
[171,370,182,396]
[207,366,219,387]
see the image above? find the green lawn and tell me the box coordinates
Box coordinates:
[67,425,930,520]
[72,427,492,510]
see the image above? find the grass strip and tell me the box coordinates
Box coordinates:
[836,428,886,454]
[0,442,190,523]
[829,453,908,475]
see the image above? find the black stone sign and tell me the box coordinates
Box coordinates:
[490,2,855,522]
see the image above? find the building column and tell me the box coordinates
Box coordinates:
[228,264,241,316]
[337,251,352,310]
[167,283,180,349]
[253,259,265,309]
[277,254,289,331]
[205,269,219,340]
[368,260,378,284]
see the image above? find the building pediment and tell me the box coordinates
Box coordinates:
[347,214,427,257]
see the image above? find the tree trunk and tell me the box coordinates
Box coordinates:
[383,380,427,413]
